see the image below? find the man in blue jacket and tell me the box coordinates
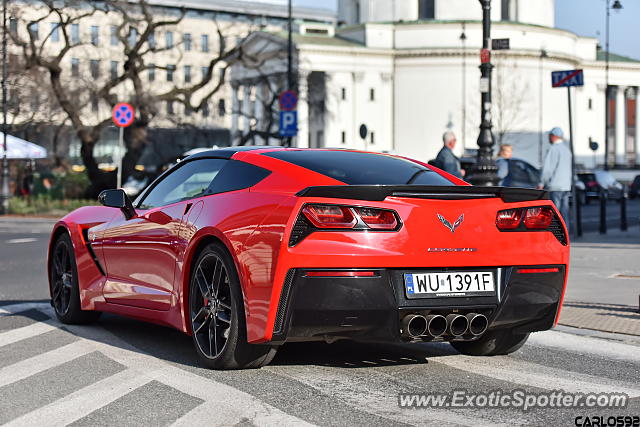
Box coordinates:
[434,131,463,178]
[538,127,572,227]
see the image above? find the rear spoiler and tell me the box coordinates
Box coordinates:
[296,185,549,203]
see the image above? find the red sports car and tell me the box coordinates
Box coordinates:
[48,147,569,369]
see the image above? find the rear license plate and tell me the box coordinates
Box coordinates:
[404,271,496,298]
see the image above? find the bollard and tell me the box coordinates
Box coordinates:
[620,185,628,231]
[575,192,582,237]
[599,189,607,234]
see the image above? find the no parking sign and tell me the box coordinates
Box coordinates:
[112,103,135,127]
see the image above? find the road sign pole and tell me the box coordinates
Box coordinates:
[117,126,124,188]
[567,86,579,237]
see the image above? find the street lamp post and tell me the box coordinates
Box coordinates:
[470,0,498,186]
[604,0,622,170]
[1,0,9,215]
[460,25,467,152]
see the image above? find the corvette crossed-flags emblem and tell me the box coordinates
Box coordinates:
[437,213,465,233]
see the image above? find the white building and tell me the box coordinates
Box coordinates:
[232,0,639,170]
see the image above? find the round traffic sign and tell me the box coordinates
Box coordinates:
[112,103,135,128]
[278,90,298,112]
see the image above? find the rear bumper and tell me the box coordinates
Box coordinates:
[269,265,566,344]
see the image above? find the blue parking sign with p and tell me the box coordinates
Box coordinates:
[279,111,297,137]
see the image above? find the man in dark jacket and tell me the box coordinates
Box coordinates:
[433,131,463,178]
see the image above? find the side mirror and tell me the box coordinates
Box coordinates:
[98,189,136,220]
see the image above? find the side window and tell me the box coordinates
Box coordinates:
[208,160,271,194]
[137,159,227,209]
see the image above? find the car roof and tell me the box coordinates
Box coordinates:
[184,146,286,160]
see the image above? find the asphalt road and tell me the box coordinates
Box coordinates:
[0,217,639,426]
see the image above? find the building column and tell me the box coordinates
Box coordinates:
[295,72,309,148]
[242,84,251,144]
[615,86,626,165]
[231,84,239,146]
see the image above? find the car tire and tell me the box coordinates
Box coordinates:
[189,243,277,370]
[50,233,101,324]
[450,330,529,356]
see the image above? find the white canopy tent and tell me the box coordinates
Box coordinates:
[0,133,47,159]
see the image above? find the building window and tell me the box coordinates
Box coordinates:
[71,23,79,44]
[341,87,346,100]
[148,31,156,49]
[219,68,225,82]
[606,85,617,167]
[167,64,175,82]
[202,101,209,117]
[28,22,39,40]
[110,25,118,46]
[91,25,99,46]
[166,31,173,49]
[166,100,174,115]
[369,88,375,101]
[128,27,137,47]
[201,66,208,81]
[218,99,226,116]
[201,34,209,52]
[71,58,79,77]
[341,131,346,144]
[184,65,191,83]
[501,0,511,21]
[183,33,191,51]
[9,18,17,36]
[624,87,637,166]
[370,131,375,144]
[185,105,193,116]
[90,59,100,78]
[418,0,435,20]
[148,64,155,81]
[51,23,60,42]
[110,61,118,80]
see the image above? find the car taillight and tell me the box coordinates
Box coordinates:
[354,207,398,230]
[302,204,357,228]
[291,204,401,246]
[523,207,554,229]
[495,209,523,230]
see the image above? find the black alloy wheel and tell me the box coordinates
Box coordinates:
[190,252,233,359]
[189,243,277,370]
[50,233,100,324]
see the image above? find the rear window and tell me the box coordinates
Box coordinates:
[262,150,455,186]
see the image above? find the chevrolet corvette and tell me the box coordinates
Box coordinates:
[48,147,569,369]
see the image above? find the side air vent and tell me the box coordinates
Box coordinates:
[273,269,296,335]
[81,229,105,275]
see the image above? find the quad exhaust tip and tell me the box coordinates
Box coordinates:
[401,312,488,339]
[426,314,447,337]
[446,314,469,337]
[467,313,489,336]
[402,314,428,338]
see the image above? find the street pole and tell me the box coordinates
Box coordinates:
[460,24,467,152]
[604,0,610,170]
[1,0,9,215]
[567,87,579,237]
[284,0,293,148]
[538,49,547,167]
[470,0,498,186]
[116,127,124,188]
[604,0,623,170]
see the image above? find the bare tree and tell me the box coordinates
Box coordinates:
[9,0,259,194]
[492,55,532,146]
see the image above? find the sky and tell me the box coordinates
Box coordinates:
[293,0,640,61]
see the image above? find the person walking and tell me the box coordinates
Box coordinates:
[538,127,572,227]
[434,131,463,178]
[496,144,513,186]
